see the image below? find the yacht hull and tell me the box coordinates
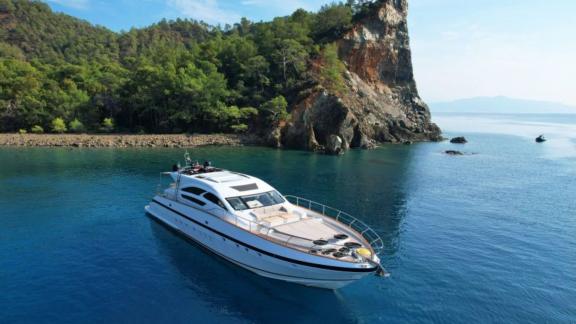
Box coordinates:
[145,196,376,289]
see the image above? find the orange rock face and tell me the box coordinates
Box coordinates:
[282,0,441,153]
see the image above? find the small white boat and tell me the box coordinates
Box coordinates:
[145,153,387,289]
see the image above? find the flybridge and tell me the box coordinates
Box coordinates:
[195,172,251,184]
[168,153,275,199]
[176,152,250,183]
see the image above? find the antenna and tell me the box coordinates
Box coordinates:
[184,150,192,167]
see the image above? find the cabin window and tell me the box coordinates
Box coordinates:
[204,192,227,210]
[181,187,206,195]
[230,183,259,191]
[226,197,248,211]
[226,191,285,210]
[181,194,206,206]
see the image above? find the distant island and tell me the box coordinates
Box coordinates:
[430,96,576,114]
[0,0,440,153]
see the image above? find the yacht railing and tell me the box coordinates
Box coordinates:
[204,206,322,250]
[284,195,384,255]
[156,184,318,253]
[156,181,383,259]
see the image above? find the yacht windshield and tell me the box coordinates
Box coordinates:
[226,191,285,210]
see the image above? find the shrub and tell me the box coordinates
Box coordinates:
[18,129,27,134]
[313,3,353,42]
[260,96,289,123]
[230,124,248,133]
[51,117,67,133]
[69,118,85,133]
[31,125,44,134]
[319,43,346,92]
[240,107,258,118]
[100,118,115,133]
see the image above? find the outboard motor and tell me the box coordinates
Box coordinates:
[172,164,179,172]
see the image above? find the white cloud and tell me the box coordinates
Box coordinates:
[166,0,240,24]
[46,0,90,10]
[240,0,319,12]
[164,0,327,25]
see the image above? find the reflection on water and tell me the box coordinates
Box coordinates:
[149,219,355,323]
[144,146,416,322]
[208,146,413,257]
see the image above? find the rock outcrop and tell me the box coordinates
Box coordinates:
[445,150,464,156]
[281,0,441,153]
[450,136,468,144]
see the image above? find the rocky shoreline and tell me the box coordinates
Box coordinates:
[0,133,261,148]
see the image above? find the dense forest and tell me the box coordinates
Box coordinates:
[0,0,381,134]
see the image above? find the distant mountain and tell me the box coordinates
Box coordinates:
[430,96,576,114]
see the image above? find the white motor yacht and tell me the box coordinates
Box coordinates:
[145,154,388,289]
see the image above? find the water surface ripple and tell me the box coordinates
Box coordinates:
[1,115,575,323]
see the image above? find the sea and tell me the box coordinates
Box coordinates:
[1,113,575,323]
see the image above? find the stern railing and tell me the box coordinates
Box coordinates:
[284,195,384,255]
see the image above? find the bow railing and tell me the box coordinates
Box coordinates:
[284,195,384,255]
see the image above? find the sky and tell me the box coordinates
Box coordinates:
[45,0,576,106]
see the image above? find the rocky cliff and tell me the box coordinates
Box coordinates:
[280,0,441,153]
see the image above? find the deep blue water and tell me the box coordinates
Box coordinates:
[1,114,575,323]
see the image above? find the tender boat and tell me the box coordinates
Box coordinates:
[145,153,387,289]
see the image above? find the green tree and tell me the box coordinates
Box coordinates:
[313,3,353,42]
[51,117,67,133]
[69,118,85,133]
[0,59,42,131]
[230,124,248,133]
[0,43,25,60]
[101,118,114,132]
[245,56,270,98]
[319,43,346,92]
[260,95,288,123]
[273,39,308,88]
[0,0,378,135]
[30,125,44,133]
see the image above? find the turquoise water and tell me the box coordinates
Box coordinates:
[1,114,575,323]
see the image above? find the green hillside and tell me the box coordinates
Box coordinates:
[0,0,377,133]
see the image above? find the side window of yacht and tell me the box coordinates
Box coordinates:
[181,194,206,206]
[270,191,285,204]
[204,193,227,210]
[181,187,206,195]
[226,197,248,211]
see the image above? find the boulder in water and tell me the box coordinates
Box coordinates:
[450,136,468,144]
[326,135,344,155]
[535,135,546,143]
[445,150,464,156]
